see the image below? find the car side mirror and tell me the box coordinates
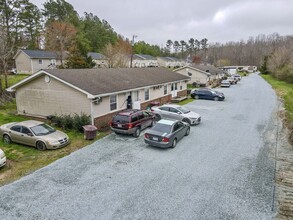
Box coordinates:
[27,133,33,137]
[177,112,181,114]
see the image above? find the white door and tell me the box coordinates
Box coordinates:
[171,83,178,98]
[132,91,141,109]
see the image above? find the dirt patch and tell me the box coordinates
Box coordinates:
[274,104,293,219]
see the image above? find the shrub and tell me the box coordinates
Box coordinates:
[51,113,90,133]
[73,113,91,132]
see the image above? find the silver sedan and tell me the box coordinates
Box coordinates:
[151,104,201,125]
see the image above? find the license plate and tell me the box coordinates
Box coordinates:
[152,137,158,141]
[117,124,122,128]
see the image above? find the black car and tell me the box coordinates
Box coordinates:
[109,109,155,137]
[190,88,225,101]
[144,119,190,148]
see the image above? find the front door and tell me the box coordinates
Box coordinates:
[171,83,178,98]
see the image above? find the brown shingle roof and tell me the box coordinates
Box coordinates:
[191,65,223,75]
[45,68,190,96]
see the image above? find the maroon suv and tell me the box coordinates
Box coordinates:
[109,109,155,137]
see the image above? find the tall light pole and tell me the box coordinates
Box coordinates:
[130,35,137,68]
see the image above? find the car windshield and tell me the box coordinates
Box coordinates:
[30,123,56,136]
[113,115,129,123]
[176,106,190,114]
[152,123,172,133]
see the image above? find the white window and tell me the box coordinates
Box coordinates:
[51,59,56,65]
[110,95,117,111]
[144,89,149,101]
[164,85,168,95]
[38,59,43,64]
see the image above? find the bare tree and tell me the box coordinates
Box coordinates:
[45,21,77,67]
[0,25,15,93]
[102,37,132,68]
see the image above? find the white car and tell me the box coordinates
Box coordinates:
[151,104,201,125]
[0,148,6,168]
[221,80,231,88]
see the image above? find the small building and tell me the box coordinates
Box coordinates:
[174,65,224,87]
[131,54,158,68]
[157,57,185,68]
[14,49,62,74]
[87,52,108,68]
[221,65,257,74]
[8,68,190,130]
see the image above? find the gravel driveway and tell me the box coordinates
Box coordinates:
[0,73,278,220]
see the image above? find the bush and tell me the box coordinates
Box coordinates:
[73,113,91,132]
[51,113,91,133]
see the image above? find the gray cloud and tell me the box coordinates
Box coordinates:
[30,0,293,45]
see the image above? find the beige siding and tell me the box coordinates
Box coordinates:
[16,75,90,117]
[91,82,187,118]
[15,52,32,73]
[31,59,61,73]
[175,69,209,85]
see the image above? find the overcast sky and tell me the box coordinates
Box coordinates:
[30,0,293,46]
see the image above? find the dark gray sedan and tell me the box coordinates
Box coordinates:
[144,119,190,148]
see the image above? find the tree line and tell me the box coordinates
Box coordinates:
[206,33,293,83]
[1,0,291,95]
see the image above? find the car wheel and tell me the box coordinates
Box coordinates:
[214,97,219,101]
[133,127,141,138]
[155,114,161,121]
[182,118,191,125]
[150,120,154,127]
[170,138,177,148]
[36,141,47,151]
[3,134,11,144]
[185,128,190,136]
[195,95,199,99]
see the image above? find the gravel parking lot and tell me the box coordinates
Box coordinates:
[0,73,278,220]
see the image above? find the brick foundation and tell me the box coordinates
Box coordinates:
[177,90,187,97]
[94,94,172,131]
[94,90,187,131]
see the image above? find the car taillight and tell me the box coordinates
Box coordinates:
[162,137,169,142]
[145,133,149,139]
[150,107,154,112]
[128,123,133,129]
[108,121,113,126]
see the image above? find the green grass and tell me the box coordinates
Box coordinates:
[1,74,29,89]
[261,74,293,143]
[177,98,195,106]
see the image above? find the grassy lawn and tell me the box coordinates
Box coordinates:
[261,74,293,143]
[0,100,109,186]
[1,74,29,88]
[177,98,195,106]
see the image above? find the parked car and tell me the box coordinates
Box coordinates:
[190,88,225,101]
[220,80,231,88]
[0,148,6,168]
[150,104,201,125]
[109,109,155,137]
[232,74,242,81]
[227,77,237,85]
[144,119,190,148]
[0,120,70,150]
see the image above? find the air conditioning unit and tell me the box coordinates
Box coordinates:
[93,97,102,104]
